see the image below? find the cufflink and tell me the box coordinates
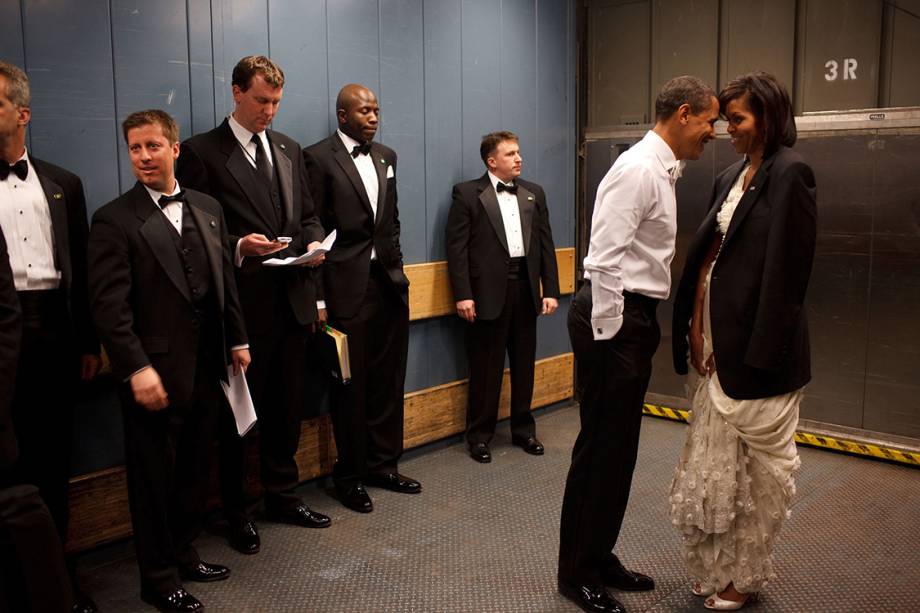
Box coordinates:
[210,220,217,227]
[597,328,603,334]
[53,192,63,200]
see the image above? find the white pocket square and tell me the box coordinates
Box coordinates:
[386,165,395,179]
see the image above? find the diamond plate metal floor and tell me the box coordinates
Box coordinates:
[78,405,920,612]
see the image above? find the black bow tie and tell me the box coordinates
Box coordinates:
[0,160,28,181]
[158,191,186,208]
[351,142,372,158]
[496,181,517,195]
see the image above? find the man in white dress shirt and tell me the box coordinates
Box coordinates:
[557,76,719,613]
[446,131,560,464]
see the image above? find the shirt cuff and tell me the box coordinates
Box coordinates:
[125,364,152,382]
[591,315,622,341]
[316,300,326,310]
[234,239,245,268]
[230,344,249,351]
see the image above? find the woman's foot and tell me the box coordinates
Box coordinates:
[704,583,757,610]
[692,582,715,597]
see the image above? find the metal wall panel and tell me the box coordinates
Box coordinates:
[650,0,718,119]
[587,0,649,127]
[187,0,216,136]
[460,0,502,177]
[797,0,883,112]
[885,5,920,108]
[326,0,381,120]
[719,0,796,91]
[210,0,269,125]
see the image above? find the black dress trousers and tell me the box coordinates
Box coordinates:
[558,284,661,585]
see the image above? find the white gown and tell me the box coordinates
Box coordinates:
[668,166,802,594]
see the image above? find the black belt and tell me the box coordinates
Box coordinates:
[507,257,527,280]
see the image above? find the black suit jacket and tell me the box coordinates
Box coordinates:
[30,157,99,356]
[176,119,325,328]
[446,174,560,320]
[0,228,21,471]
[87,183,248,408]
[672,146,817,399]
[302,134,408,319]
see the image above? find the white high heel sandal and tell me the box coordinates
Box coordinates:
[703,591,758,610]
[692,582,716,597]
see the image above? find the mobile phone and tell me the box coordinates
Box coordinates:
[276,236,292,243]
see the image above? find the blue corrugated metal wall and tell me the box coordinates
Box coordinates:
[1,0,576,473]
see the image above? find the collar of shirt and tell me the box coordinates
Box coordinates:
[10,148,37,185]
[645,130,684,183]
[143,180,182,208]
[336,129,368,156]
[228,113,271,163]
[487,171,515,195]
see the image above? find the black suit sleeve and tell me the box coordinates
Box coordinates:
[445,185,473,303]
[301,147,328,303]
[0,228,22,470]
[219,206,248,349]
[87,209,150,381]
[62,172,100,356]
[534,185,560,299]
[743,161,817,370]
[389,154,404,265]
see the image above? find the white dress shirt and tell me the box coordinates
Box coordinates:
[336,129,379,261]
[227,114,273,267]
[0,150,61,291]
[144,181,184,234]
[583,130,684,340]
[487,171,526,257]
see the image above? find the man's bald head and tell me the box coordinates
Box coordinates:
[336,84,380,143]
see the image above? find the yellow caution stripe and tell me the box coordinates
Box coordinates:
[642,403,920,468]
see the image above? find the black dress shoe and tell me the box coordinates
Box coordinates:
[140,586,203,612]
[336,483,374,513]
[228,520,260,555]
[72,591,97,613]
[365,472,422,494]
[558,580,626,613]
[267,504,332,528]
[179,560,231,583]
[601,554,654,591]
[512,436,545,455]
[469,442,492,463]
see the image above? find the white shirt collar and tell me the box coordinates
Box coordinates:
[336,129,366,154]
[487,171,515,192]
[645,130,684,179]
[143,180,181,207]
[228,113,265,147]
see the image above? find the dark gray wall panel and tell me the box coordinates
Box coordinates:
[719,0,795,90]
[0,1,25,70]
[380,0,427,264]
[187,0,215,136]
[536,295,572,359]
[23,0,120,213]
[501,0,537,156]
[423,0,464,261]
[210,0,269,125]
[537,0,574,248]
[268,0,330,146]
[111,0,192,191]
[461,0,502,177]
[887,5,920,107]
[327,0,381,115]
[419,317,469,390]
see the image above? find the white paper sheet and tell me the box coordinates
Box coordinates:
[262,230,337,267]
[220,365,257,436]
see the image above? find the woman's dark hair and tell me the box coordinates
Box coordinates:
[718,71,796,155]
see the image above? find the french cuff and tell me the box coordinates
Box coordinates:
[316,300,326,310]
[234,240,245,267]
[591,315,622,341]
[230,344,249,351]
[125,364,152,383]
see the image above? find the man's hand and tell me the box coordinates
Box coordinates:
[231,348,251,377]
[80,354,103,381]
[541,297,559,316]
[130,367,169,411]
[456,299,476,322]
[310,308,329,334]
[238,233,288,257]
[299,241,325,267]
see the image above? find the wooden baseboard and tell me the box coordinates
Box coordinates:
[65,353,574,553]
[405,247,575,320]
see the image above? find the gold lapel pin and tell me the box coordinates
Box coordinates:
[53,193,63,200]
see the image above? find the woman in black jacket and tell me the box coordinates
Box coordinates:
[668,71,817,610]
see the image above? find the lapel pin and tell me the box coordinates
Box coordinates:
[210,220,217,228]
[53,193,63,200]
[527,196,534,201]
[279,143,286,150]
[749,186,756,191]
[380,158,386,164]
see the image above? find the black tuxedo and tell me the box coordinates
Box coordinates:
[88,183,247,592]
[0,227,20,474]
[177,119,324,518]
[4,157,99,553]
[303,133,409,485]
[446,174,559,444]
[672,147,817,399]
